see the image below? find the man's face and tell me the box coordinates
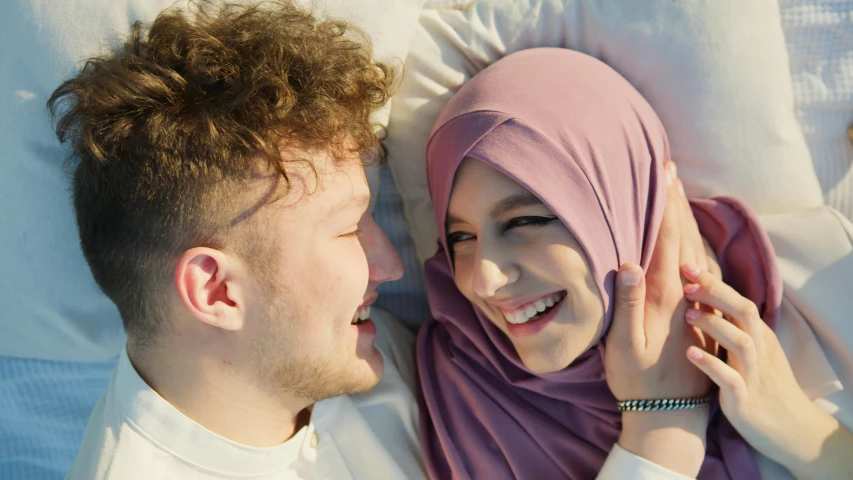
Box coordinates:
[243,151,402,401]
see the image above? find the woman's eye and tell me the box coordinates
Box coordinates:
[446,231,475,248]
[504,216,558,232]
[340,229,362,239]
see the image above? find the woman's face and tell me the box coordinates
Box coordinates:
[446,158,604,373]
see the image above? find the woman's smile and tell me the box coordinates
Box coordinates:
[492,291,568,337]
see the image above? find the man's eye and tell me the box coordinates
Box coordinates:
[504,216,558,232]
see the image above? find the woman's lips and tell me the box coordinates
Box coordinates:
[497,291,566,324]
[501,294,566,338]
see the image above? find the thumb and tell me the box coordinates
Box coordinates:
[607,263,647,352]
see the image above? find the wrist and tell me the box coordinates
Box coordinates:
[770,402,840,477]
[619,409,708,478]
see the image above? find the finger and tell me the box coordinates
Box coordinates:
[679,228,697,283]
[648,164,681,277]
[606,264,646,351]
[681,264,764,335]
[685,308,757,378]
[664,160,677,183]
[668,175,716,325]
[697,239,722,317]
[686,346,747,403]
[701,238,722,281]
[673,176,707,273]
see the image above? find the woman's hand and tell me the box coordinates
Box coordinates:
[604,162,716,477]
[681,265,853,479]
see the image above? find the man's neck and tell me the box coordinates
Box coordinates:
[127,342,311,448]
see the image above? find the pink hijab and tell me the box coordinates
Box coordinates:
[417,48,782,479]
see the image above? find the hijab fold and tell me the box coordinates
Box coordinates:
[417,48,782,480]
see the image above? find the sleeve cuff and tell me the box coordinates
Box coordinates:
[597,444,696,480]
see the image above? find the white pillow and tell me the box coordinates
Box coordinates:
[779,0,853,222]
[385,0,825,263]
[0,0,423,361]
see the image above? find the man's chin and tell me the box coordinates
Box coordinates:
[350,348,384,392]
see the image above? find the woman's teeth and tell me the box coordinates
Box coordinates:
[501,293,565,325]
[352,306,371,325]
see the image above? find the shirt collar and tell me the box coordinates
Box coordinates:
[114,347,309,476]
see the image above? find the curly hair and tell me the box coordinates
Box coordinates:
[47,0,395,345]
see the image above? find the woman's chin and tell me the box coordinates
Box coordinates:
[516,336,595,374]
[518,349,574,374]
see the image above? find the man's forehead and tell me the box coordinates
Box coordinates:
[239,144,371,220]
[326,161,371,213]
[283,156,370,213]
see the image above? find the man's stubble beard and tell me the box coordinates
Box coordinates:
[251,269,378,404]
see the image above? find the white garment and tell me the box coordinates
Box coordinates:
[65,308,426,480]
[598,445,694,480]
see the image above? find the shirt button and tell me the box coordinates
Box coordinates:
[310,432,319,448]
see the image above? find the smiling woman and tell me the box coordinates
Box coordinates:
[445,158,604,373]
[415,48,788,480]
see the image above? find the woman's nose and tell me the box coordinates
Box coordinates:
[472,248,519,299]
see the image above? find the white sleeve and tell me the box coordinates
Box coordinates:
[596,444,696,480]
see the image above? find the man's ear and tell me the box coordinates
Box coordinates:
[174,247,247,331]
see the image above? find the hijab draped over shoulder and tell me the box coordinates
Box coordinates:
[417,48,782,480]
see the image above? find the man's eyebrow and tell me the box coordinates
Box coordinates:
[446,191,544,225]
[343,191,371,212]
[352,192,371,211]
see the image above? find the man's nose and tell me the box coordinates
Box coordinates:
[361,214,404,283]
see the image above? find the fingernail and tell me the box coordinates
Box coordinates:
[619,269,641,286]
[682,264,701,277]
[687,347,703,360]
[677,179,686,197]
[665,166,674,185]
[685,308,701,321]
[684,283,700,294]
[666,161,677,179]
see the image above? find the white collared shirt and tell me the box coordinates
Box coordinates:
[68,301,837,480]
[66,307,426,480]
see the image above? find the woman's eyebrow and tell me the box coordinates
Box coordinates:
[446,191,543,226]
[488,191,543,218]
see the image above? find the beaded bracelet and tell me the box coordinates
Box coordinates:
[617,395,711,412]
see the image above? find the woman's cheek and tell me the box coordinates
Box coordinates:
[452,259,475,298]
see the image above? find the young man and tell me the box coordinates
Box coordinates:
[51,2,423,478]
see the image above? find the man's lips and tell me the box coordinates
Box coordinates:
[352,294,378,324]
[361,294,378,308]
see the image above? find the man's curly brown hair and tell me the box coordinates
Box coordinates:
[47,0,395,345]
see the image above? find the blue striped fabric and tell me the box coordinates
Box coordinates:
[373,163,432,331]
[0,356,116,479]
